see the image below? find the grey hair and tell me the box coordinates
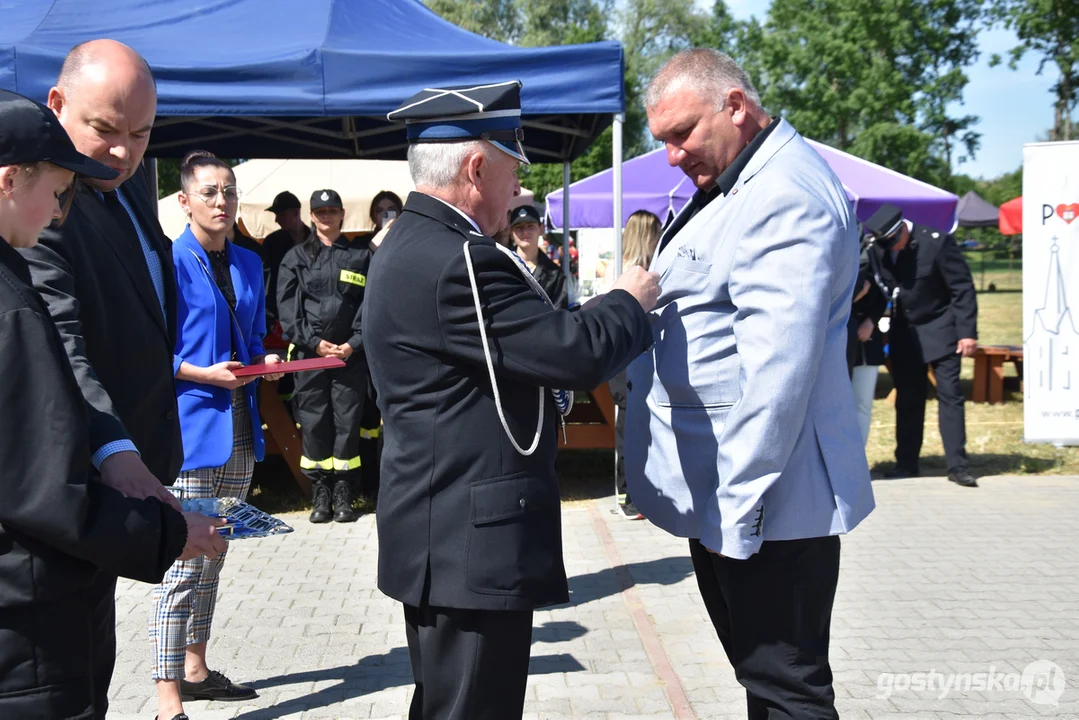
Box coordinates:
[645,49,760,112]
[407,141,492,189]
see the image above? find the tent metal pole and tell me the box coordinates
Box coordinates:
[613,113,624,279]
[563,161,571,285]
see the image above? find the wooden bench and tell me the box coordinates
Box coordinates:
[972,345,1024,404]
[259,380,311,497]
[260,381,619,498]
[563,384,617,449]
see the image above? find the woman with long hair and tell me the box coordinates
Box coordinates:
[367,189,403,251]
[277,189,372,523]
[152,150,282,720]
[609,210,662,518]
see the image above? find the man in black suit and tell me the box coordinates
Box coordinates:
[364,82,660,719]
[20,39,186,718]
[864,204,979,487]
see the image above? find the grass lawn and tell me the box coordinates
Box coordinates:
[250,263,1078,515]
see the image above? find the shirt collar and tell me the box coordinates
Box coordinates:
[0,236,32,286]
[714,116,781,197]
[429,195,481,233]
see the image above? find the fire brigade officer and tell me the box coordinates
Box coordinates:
[864,203,978,487]
[277,188,370,523]
[364,80,661,719]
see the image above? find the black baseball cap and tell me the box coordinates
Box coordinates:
[0,89,117,180]
[310,189,343,211]
[266,190,301,213]
[509,204,541,227]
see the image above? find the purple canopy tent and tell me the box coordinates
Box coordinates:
[546,140,959,234]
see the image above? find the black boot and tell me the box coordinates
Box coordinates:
[333,478,359,523]
[309,480,332,524]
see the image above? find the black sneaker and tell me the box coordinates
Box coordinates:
[619,501,644,520]
[884,466,920,479]
[179,670,257,702]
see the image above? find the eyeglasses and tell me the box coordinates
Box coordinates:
[193,186,242,205]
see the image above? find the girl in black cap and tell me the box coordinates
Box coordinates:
[509,204,568,309]
[277,188,372,523]
[0,88,218,720]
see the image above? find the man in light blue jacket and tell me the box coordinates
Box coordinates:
[625,49,875,719]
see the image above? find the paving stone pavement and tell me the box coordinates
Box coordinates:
[108,475,1079,719]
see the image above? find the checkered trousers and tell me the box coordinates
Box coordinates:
[149,390,254,680]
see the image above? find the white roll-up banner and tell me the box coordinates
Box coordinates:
[1023,140,1079,444]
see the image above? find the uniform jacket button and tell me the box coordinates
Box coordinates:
[166,410,176,420]
[519,497,527,509]
[626,381,633,391]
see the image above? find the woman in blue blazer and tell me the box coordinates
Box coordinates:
[150,151,283,720]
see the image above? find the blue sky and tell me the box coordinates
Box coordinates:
[719,0,1056,180]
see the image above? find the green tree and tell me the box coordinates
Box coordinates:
[748,0,983,185]
[909,0,983,170]
[990,0,1079,140]
[425,0,520,42]
[423,0,716,198]
[157,157,181,199]
[519,0,609,47]
[615,0,707,156]
[425,0,617,199]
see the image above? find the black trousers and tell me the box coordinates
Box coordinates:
[404,604,533,720]
[89,572,117,719]
[891,348,968,472]
[358,367,382,500]
[292,355,366,484]
[689,536,841,720]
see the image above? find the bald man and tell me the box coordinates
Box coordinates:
[20,40,184,719]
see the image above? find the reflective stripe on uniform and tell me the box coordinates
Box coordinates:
[339,270,366,287]
[332,456,361,470]
[300,456,334,470]
[359,426,381,440]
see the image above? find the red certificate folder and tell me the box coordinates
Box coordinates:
[231,357,346,378]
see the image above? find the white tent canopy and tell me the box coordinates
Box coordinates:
[157,158,534,240]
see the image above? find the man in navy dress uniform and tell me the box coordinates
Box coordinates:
[363,81,660,719]
[864,203,979,486]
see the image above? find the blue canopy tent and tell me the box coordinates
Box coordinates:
[0,0,623,164]
[1,0,627,279]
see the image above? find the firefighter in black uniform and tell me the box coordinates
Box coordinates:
[864,203,979,487]
[364,81,660,720]
[277,189,370,523]
[0,88,223,720]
